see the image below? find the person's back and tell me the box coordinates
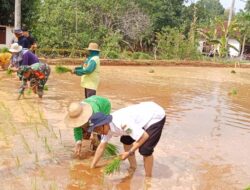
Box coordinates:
[21,49,39,66]
[112,101,165,130]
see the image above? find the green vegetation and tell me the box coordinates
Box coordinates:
[104,143,119,158]
[55,65,72,74]
[104,157,122,175]
[2,1,250,61]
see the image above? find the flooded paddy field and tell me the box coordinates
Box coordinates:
[0,66,250,190]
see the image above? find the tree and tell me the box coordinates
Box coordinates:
[235,12,250,59]
[136,0,186,31]
[245,0,250,12]
[195,0,224,24]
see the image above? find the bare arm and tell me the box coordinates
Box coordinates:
[120,131,149,160]
[90,141,107,168]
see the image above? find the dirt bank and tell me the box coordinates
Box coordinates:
[39,58,250,68]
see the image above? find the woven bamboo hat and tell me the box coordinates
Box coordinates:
[64,102,93,128]
[87,42,100,51]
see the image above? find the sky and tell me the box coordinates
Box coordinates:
[186,0,246,12]
[220,0,246,12]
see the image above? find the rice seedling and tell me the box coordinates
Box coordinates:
[26,88,32,95]
[244,186,250,190]
[44,137,52,153]
[55,65,72,74]
[15,155,21,168]
[49,181,58,190]
[43,85,48,91]
[104,143,119,158]
[38,108,50,131]
[59,129,62,144]
[229,88,238,96]
[35,152,39,164]
[31,177,38,190]
[231,70,236,74]
[6,69,13,75]
[104,157,122,175]
[21,134,32,154]
[34,124,39,138]
[50,126,58,139]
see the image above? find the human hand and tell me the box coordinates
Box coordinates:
[74,141,82,157]
[120,151,130,160]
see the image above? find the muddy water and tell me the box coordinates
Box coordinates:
[0,66,250,190]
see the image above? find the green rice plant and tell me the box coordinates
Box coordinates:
[21,134,32,154]
[229,88,238,96]
[38,108,50,131]
[231,70,236,74]
[15,155,21,168]
[26,88,32,95]
[35,152,39,163]
[104,143,119,158]
[59,129,62,144]
[49,181,58,190]
[55,65,72,74]
[43,85,48,91]
[50,126,58,139]
[44,137,52,153]
[31,177,38,190]
[34,124,39,138]
[6,69,13,75]
[104,157,122,175]
[244,186,250,190]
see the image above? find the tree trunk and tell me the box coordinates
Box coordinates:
[15,0,21,28]
[240,34,246,60]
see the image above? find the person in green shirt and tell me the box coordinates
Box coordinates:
[64,95,111,157]
[72,42,101,98]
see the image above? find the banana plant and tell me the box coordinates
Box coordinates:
[197,18,239,58]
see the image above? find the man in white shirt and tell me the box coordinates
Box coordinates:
[88,101,166,177]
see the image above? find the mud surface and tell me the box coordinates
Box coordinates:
[0,66,250,190]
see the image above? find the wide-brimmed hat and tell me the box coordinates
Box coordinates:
[88,112,112,132]
[9,43,22,53]
[64,102,93,128]
[87,42,100,51]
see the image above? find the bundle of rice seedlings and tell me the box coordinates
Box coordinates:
[55,65,72,74]
[104,143,119,158]
[43,85,48,91]
[104,157,122,175]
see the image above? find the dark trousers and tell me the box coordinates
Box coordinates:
[85,88,96,98]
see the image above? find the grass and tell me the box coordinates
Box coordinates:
[104,143,119,158]
[55,65,72,74]
[104,157,122,175]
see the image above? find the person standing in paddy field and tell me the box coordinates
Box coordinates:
[72,43,101,98]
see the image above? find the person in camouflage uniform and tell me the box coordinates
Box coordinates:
[18,62,50,99]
